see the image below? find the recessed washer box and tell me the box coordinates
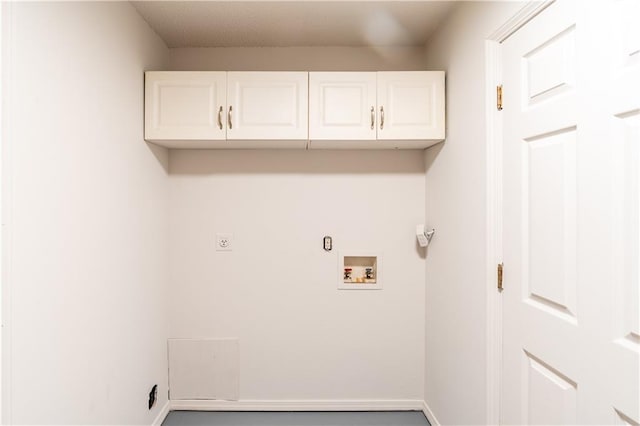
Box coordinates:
[338,251,382,290]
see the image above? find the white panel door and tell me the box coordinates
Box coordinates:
[145,71,226,141]
[501,1,639,424]
[309,72,376,140]
[605,0,640,423]
[376,71,444,140]
[226,72,308,141]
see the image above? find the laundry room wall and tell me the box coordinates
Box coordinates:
[168,149,427,401]
[4,2,170,424]
[421,1,526,424]
[164,43,429,403]
[168,46,427,72]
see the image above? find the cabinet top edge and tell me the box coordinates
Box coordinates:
[144,70,445,75]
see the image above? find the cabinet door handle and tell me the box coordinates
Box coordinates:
[228,106,233,130]
[370,106,375,130]
[217,106,223,130]
[380,106,385,130]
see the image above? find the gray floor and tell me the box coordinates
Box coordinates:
[162,411,430,426]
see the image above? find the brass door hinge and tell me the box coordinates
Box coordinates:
[497,263,504,290]
[497,85,503,111]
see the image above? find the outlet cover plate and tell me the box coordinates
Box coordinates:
[216,233,233,251]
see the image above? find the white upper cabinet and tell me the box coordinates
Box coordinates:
[144,71,307,148]
[226,72,308,141]
[144,70,445,149]
[145,71,227,142]
[308,71,445,149]
[309,72,377,140]
[377,71,445,141]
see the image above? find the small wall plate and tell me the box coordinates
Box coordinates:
[323,236,332,251]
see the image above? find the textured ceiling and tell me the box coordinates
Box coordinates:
[131,1,456,48]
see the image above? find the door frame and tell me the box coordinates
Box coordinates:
[483,1,554,424]
[1,2,13,424]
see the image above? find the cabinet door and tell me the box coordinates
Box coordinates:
[377,71,445,140]
[226,72,308,140]
[145,71,226,141]
[309,72,377,140]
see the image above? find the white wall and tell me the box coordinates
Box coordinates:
[421,2,525,425]
[168,46,427,71]
[4,3,169,424]
[166,47,427,402]
[168,150,426,400]
[164,46,428,402]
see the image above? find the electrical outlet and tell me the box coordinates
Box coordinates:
[323,236,332,251]
[148,384,157,410]
[216,233,233,251]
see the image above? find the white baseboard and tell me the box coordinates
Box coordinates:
[151,400,171,426]
[170,399,424,412]
[422,401,440,426]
